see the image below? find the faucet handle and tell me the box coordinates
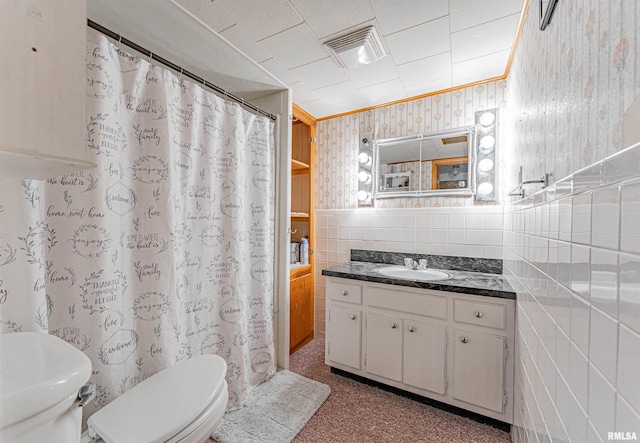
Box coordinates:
[417,258,428,269]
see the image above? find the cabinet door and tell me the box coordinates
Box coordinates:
[290,272,313,354]
[327,303,361,370]
[403,319,447,395]
[365,312,402,382]
[452,329,505,413]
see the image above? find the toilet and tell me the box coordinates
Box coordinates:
[0,332,228,443]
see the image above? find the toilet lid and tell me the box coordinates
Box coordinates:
[88,354,227,443]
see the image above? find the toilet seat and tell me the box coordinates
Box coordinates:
[87,355,227,443]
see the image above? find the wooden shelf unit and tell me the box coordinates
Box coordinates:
[289,104,316,355]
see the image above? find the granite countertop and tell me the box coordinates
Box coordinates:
[322,261,516,300]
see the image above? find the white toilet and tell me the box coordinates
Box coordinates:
[0,332,229,443]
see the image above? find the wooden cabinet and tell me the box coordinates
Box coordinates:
[0,0,96,178]
[289,104,316,354]
[325,277,515,424]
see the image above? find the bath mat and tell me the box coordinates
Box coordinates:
[212,370,331,443]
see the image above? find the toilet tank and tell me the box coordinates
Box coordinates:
[0,332,92,442]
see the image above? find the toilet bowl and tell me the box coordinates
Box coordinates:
[0,332,229,443]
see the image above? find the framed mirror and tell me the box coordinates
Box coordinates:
[372,127,475,199]
[539,0,559,31]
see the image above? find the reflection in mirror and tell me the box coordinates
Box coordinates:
[373,127,475,199]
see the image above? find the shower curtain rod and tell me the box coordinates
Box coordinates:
[87,19,277,121]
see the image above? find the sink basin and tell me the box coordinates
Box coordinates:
[377,266,450,281]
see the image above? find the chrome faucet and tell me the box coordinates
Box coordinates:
[404,257,429,270]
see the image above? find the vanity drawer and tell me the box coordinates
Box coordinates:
[327,279,363,304]
[367,286,447,320]
[453,299,506,330]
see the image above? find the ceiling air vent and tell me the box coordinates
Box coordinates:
[323,26,386,69]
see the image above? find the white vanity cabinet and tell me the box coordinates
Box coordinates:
[325,276,515,424]
[0,0,96,179]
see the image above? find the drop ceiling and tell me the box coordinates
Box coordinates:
[90,0,525,120]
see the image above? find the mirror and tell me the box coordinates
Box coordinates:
[372,127,475,199]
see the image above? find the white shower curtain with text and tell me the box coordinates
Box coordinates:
[0,30,276,418]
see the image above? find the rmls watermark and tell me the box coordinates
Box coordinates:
[608,432,638,441]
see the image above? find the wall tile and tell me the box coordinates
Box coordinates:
[588,364,617,438]
[617,325,640,414]
[591,185,621,249]
[570,294,590,356]
[571,244,591,300]
[620,180,640,254]
[572,192,592,245]
[589,306,619,385]
[619,252,640,334]
[590,248,619,319]
[558,197,573,242]
[616,394,640,434]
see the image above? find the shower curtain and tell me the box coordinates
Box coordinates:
[0,30,276,417]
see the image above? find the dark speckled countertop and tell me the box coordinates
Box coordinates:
[322,261,516,300]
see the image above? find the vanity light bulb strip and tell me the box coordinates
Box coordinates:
[358,132,374,206]
[474,109,498,202]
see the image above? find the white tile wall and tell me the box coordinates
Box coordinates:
[313,205,504,339]
[505,143,640,443]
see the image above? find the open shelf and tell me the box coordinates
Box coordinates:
[292,159,310,171]
[291,212,310,219]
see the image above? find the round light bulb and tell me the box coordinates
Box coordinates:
[479,135,495,153]
[478,159,494,172]
[358,152,371,165]
[479,112,495,127]
[357,171,371,183]
[477,182,494,196]
[357,190,370,201]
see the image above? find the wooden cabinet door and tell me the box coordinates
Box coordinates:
[365,312,402,382]
[290,272,313,354]
[327,303,361,369]
[403,319,447,395]
[452,329,506,413]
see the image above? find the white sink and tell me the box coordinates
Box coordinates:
[377,266,450,281]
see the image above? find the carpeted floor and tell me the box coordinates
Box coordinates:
[288,339,512,443]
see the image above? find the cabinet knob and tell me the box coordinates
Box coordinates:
[408,326,415,333]
[460,336,468,343]
[390,323,397,329]
[350,314,356,320]
[341,290,348,296]
[474,311,483,318]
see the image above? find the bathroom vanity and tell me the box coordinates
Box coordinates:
[322,255,516,426]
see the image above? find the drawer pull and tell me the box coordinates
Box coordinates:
[460,336,468,343]
[391,323,397,329]
[341,290,348,296]
[408,326,415,333]
[474,311,484,318]
[350,314,356,320]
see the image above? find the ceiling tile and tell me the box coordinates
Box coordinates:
[449,0,523,32]
[296,100,334,118]
[289,58,349,90]
[289,0,375,39]
[397,52,452,87]
[369,0,448,36]
[451,13,520,63]
[346,56,400,89]
[259,24,328,69]
[358,78,408,107]
[385,17,450,65]
[289,82,320,104]
[219,25,272,63]
[451,49,510,85]
[212,0,303,41]
[312,81,364,105]
[260,58,298,85]
[172,0,234,32]
[404,76,453,97]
